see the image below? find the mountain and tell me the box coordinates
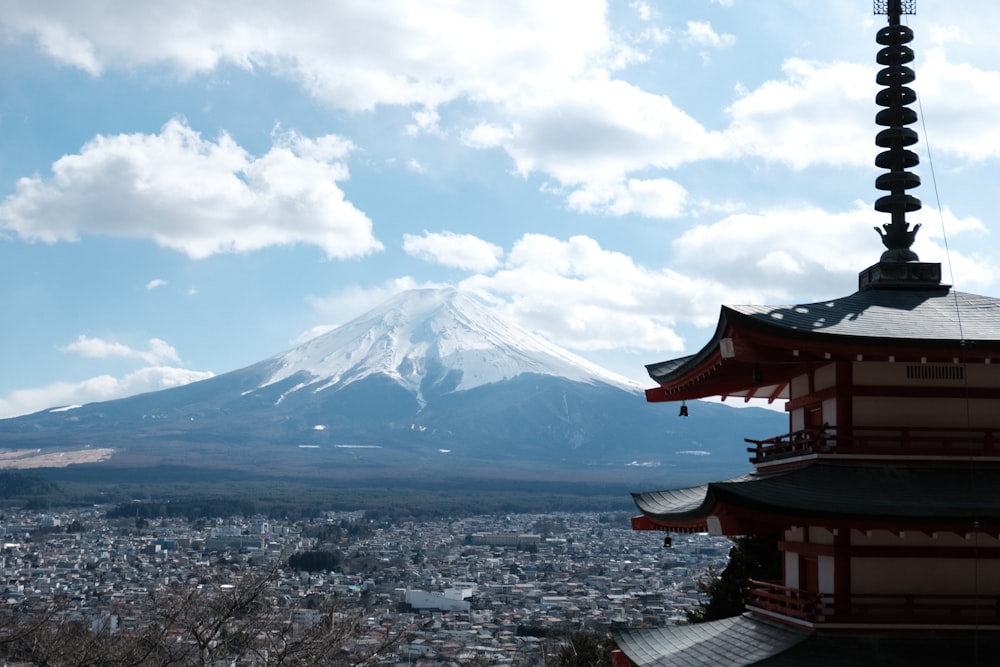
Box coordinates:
[0,288,785,484]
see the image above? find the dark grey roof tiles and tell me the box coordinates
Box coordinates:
[632,475,752,520]
[616,617,1000,666]
[728,290,1000,342]
[634,464,1000,523]
[614,614,809,666]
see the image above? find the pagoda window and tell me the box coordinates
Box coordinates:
[906,365,964,381]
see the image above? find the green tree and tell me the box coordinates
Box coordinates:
[686,532,781,623]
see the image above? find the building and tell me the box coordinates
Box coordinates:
[613,2,1000,664]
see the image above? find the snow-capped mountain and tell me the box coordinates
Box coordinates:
[260,288,641,405]
[0,288,785,483]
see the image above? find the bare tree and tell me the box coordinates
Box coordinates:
[0,563,407,666]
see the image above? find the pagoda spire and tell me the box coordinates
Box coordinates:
[872,0,921,262]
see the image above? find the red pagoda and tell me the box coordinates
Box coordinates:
[613,1,1000,664]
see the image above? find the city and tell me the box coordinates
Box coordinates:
[0,506,731,665]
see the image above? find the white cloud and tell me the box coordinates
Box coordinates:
[466,79,722,188]
[671,201,996,296]
[62,336,182,365]
[403,231,503,272]
[460,234,736,352]
[0,366,214,419]
[683,21,734,49]
[0,1,620,111]
[292,324,340,346]
[6,1,1000,216]
[566,177,687,218]
[406,108,442,137]
[405,159,427,174]
[724,59,875,169]
[305,276,448,324]
[0,119,383,259]
[0,2,711,211]
[145,278,168,290]
[910,49,1000,161]
[631,1,653,22]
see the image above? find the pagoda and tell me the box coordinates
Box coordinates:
[613,1,1000,664]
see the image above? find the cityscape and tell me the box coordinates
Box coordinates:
[0,506,730,665]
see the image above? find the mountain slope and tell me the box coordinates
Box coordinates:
[0,288,785,482]
[259,287,642,404]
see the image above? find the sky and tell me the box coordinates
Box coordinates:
[1,0,999,418]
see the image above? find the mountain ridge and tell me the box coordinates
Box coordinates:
[258,287,643,406]
[0,288,785,483]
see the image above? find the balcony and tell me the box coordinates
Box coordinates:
[746,426,1000,466]
[745,579,1000,627]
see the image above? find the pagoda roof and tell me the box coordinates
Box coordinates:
[614,614,1000,666]
[646,288,1000,402]
[633,463,1000,533]
[614,614,808,666]
[724,289,1000,342]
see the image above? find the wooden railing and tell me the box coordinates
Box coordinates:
[742,579,822,622]
[745,579,1000,626]
[746,426,1000,465]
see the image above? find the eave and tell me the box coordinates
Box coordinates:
[631,464,1000,536]
[645,296,1000,404]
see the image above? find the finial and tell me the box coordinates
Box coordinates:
[872,0,921,262]
[873,0,916,23]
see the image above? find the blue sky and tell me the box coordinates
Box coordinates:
[1,1,998,417]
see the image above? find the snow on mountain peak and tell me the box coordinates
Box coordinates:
[260,288,643,402]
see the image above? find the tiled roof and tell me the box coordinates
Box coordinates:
[645,289,1000,394]
[633,464,1000,523]
[727,289,1000,343]
[615,615,1000,666]
[614,614,808,666]
[631,475,749,522]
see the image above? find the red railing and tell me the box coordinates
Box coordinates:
[743,579,822,621]
[746,426,1000,465]
[746,579,1000,626]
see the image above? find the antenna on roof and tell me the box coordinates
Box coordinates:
[872,0,921,263]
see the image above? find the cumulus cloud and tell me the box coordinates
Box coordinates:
[671,202,996,296]
[566,177,687,218]
[724,59,875,169]
[459,233,741,352]
[145,278,168,290]
[324,207,991,358]
[910,49,1000,161]
[0,1,622,111]
[403,231,503,272]
[0,119,383,259]
[4,1,1000,212]
[0,366,214,419]
[62,336,182,365]
[464,79,721,188]
[0,2,713,211]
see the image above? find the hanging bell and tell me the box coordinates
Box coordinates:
[679,402,689,417]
